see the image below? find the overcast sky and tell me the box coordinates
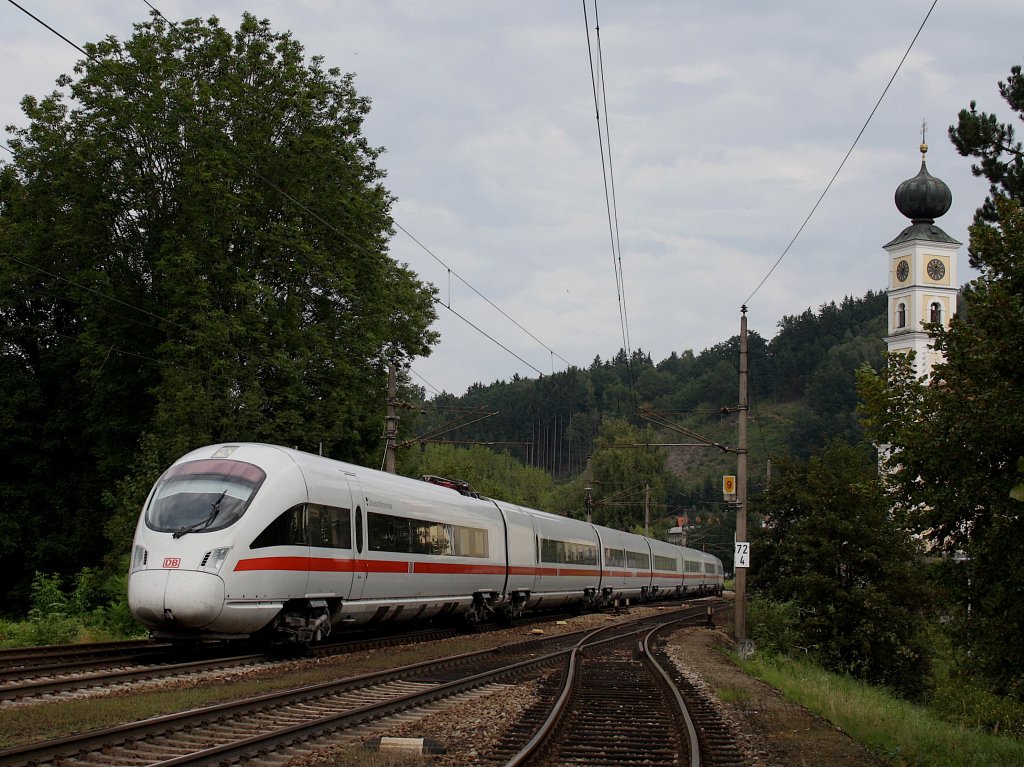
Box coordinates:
[2,1,1021,396]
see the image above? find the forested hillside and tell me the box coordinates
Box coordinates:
[402,290,887,554]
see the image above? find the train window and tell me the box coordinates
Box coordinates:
[604,548,625,568]
[250,504,352,549]
[368,511,488,558]
[540,538,562,563]
[704,562,716,574]
[146,459,266,535]
[540,538,597,566]
[369,512,411,554]
[250,504,304,549]
[355,506,363,553]
[306,504,352,549]
[626,551,650,570]
[454,525,488,558]
[684,560,700,573]
[654,554,678,572]
[416,521,457,555]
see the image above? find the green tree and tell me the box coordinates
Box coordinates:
[0,13,437,612]
[859,196,1024,696]
[401,443,554,509]
[590,419,671,531]
[750,441,932,699]
[949,63,1024,224]
[860,62,1024,696]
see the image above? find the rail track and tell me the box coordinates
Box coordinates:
[499,622,698,766]
[488,602,743,767]
[0,606,621,708]
[0,639,165,667]
[0,603,726,766]
[0,621,515,705]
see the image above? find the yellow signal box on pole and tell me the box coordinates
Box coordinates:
[723,475,736,502]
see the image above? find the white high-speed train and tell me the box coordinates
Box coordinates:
[128,443,724,643]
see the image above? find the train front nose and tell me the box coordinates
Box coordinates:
[129,569,226,629]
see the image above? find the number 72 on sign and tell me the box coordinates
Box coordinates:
[734,541,750,568]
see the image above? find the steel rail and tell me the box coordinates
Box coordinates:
[641,623,702,767]
[500,604,716,766]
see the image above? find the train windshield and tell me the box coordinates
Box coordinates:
[145,459,266,536]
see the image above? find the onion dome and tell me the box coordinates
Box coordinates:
[885,142,960,247]
[894,142,952,223]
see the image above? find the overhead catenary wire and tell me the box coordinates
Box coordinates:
[408,367,444,398]
[583,0,638,410]
[392,220,573,369]
[1,2,394,366]
[592,1,632,360]
[742,0,940,307]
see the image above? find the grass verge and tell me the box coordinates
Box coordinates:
[736,653,1024,767]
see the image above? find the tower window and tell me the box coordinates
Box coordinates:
[897,303,906,328]
[930,302,942,324]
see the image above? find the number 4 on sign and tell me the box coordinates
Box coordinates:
[735,541,750,568]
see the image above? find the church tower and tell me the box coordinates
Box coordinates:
[883,133,961,378]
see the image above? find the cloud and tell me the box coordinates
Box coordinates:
[2,0,1021,395]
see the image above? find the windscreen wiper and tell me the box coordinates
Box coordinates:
[172,489,227,539]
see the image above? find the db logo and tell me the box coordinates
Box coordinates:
[163,557,181,569]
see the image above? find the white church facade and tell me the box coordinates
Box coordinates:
[883,138,961,377]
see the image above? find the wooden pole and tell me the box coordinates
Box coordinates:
[735,306,749,641]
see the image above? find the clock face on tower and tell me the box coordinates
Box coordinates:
[896,260,909,282]
[927,258,946,280]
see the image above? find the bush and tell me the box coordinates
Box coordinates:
[86,571,146,640]
[0,567,144,647]
[927,625,1024,740]
[931,675,1024,740]
[747,595,803,656]
[17,572,82,646]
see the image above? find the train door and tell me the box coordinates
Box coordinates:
[345,474,367,600]
[302,464,356,600]
[495,502,537,604]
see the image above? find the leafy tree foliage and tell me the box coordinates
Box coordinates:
[0,13,437,612]
[750,441,932,699]
[860,61,1024,697]
[859,196,1024,696]
[949,63,1024,224]
[590,419,671,531]
[401,443,554,509]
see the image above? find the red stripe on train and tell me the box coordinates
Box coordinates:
[232,557,711,579]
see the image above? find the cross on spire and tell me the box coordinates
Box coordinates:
[920,118,928,158]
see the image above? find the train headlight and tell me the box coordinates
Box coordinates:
[200,547,231,574]
[131,545,148,572]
